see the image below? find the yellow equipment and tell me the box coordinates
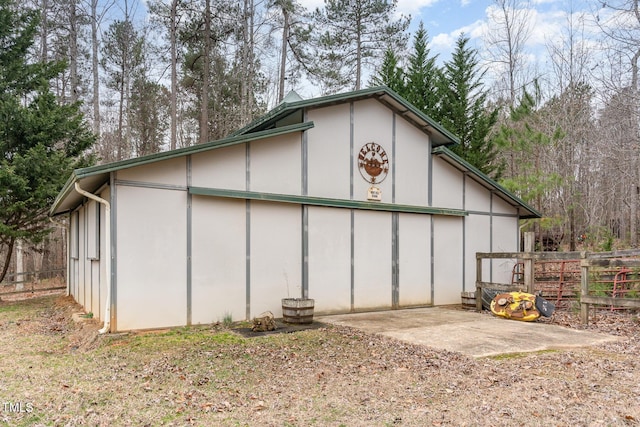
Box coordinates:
[490,291,541,322]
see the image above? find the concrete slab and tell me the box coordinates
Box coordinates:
[317,307,621,358]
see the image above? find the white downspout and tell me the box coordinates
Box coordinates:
[74,182,111,334]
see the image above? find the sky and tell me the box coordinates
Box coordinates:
[302,0,598,65]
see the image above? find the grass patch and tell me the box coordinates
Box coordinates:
[486,349,558,360]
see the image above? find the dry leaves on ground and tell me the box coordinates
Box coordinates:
[0,295,639,426]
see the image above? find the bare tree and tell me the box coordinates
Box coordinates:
[170,0,178,149]
[483,0,533,107]
[543,7,596,250]
[596,0,640,245]
[196,0,211,144]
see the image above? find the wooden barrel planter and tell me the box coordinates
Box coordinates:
[282,298,314,324]
[460,291,476,310]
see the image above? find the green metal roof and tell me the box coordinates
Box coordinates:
[230,86,460,147]
[50,86,538,220]
[49,122,314,216]
[432,146,542,219]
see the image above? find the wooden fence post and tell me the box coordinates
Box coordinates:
[476,256,482,312]
[524,232,535,294]
[580,252,589,324]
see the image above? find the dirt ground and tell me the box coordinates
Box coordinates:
[0,294,639,426]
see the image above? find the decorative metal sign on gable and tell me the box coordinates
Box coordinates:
[357,142,389,201]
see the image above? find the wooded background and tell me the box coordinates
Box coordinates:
[4,0,640,280]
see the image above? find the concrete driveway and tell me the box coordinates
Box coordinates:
[317,307,621,358]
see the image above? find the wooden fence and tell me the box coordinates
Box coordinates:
[476,234,640,324]
[0,268,66,297]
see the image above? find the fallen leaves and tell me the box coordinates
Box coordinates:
[2,296,640,426]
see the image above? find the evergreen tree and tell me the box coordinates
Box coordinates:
[310,0,409,93]
[403,22,440,118]
[369,47,405,93]
[101,19,144,160]
[439,34,503,179]
[0,0,94,282]
[495,82,562,207]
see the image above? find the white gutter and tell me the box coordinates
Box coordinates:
[73,182,111,334]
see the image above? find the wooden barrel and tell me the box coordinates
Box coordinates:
[282,298,314,324]
[460,291,476,309]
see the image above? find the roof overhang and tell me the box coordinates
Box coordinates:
[432,146,542,219]
[50,122,315,216]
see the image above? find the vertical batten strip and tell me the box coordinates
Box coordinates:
[391,113,398,307]
[462,174,466,291]
[392,212,399,308]
[302,110,309,298]
[489,192,494,283]
[350,102,355,310]
[428,139,435,305]
[109,172,117,332]
[245,142,251,320]
[186,155,192,325]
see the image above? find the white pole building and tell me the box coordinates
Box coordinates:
[50,87,540,332]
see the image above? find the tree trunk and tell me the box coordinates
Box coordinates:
[91,0,100,138]
[199,0,211,144]
[69,0,78,104]
[40,0,49,62]
[170,0,178,150]
[630,46,640,246]
[0,237,16,284]
[15,239,23,288]
[278,5,289,103]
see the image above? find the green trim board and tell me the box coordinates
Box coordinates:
[230,86,460,147]
[432,146,541,219]
[50,122,314,216]
[189,187,468,216]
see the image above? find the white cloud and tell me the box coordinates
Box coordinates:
[396,0,441,16]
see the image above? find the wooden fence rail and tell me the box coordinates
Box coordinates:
[0,268,66,297]
[476,233,640,324]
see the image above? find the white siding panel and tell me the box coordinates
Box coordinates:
[117,157,186,187]
[492,216,519,284]
[250,202,301,318]
[98,186,110,322]
[464,215,491,291]
[90,260,100,318]
[493,196,516,215]
[432,157,463,209]
[395,120,429,206]
[307,207,351,314]
[116,186,187,330]
[353,210,392,309]
[250,134,301,195]
[398,213,431,306]
[353,100,393,203]
[433,216,463,305]
[78,205,86,308]
[465,178,490,212]
[307,105,351,199]
[191,144,246,190]
[191,197,246,324]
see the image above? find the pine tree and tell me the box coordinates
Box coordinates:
[310,0,409,93]
[439,34,503,179]
[403,22,440,118]
[0,0,94,282]
[495,82,562,207]
[369,47,405,93]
